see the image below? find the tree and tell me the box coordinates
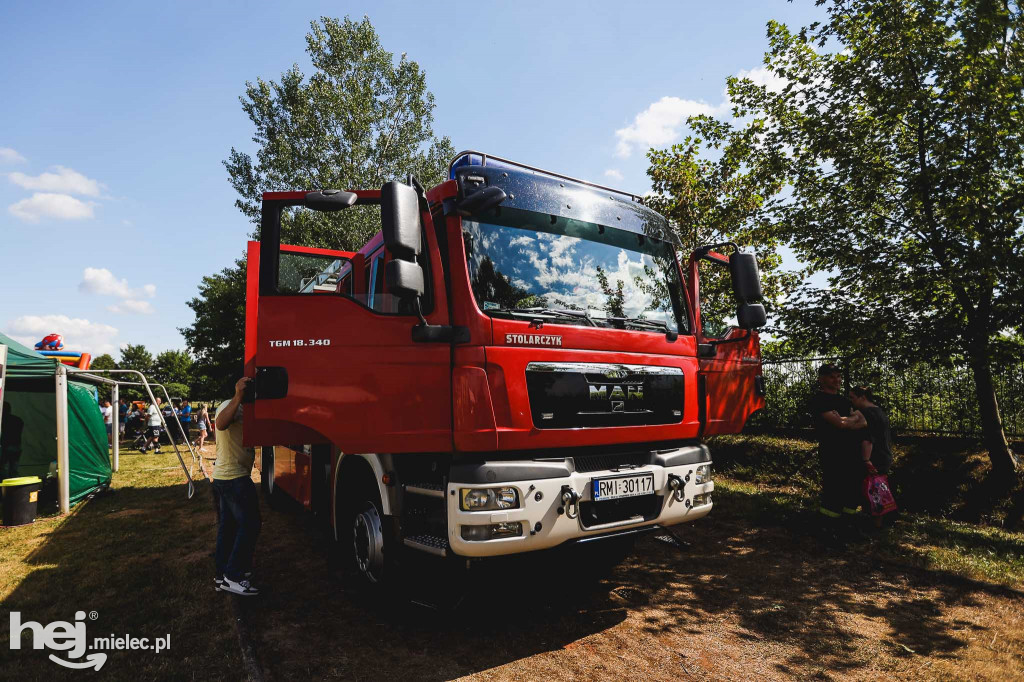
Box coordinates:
[714,0,1023,473]
[153,350,194,396]
[90,353,117,401]
[223,15,454,249]
[118,343,154,401]
[646,131,796,337]
[183,16,454,396]
[182,258,247,400]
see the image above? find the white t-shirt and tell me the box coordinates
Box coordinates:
[100,405,113,424]
[147,404,162,426]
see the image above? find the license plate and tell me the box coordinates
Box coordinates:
[592,472,655,501]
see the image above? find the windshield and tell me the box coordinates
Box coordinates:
[463,208,687,333]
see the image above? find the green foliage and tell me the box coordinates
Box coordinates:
[89,353,117,401]
[184,16,453,398]
[223,15,454,250]
[711,0,1024,472]
[181,258,247,401]
[645,131,796,337]
[117,343,154,401]
[595,266,626,318]
[153,350,194,395]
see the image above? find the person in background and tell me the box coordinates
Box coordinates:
[1,402,25,478]
[179,399,193,444]
[118,397,129,440]
[213,377,260,596]
[845,385,893,528]
[100,399,113,447]
[808,364,864,531]
[193,403,211,450]
[142,397,163,454]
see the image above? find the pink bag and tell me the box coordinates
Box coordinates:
[862,463,898,517]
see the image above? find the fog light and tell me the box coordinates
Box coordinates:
[692,493,712,506]
[695,464,712,485]
[460,487,520,511]
[461,521,523,541]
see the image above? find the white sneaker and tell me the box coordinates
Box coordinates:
[221,576,259,596]
[214,572,251,591]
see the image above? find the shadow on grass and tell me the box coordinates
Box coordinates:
[248,481,1024,681]
[1,479,239,682]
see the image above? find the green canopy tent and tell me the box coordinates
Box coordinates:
[0,332,111,509]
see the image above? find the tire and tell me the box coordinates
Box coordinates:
[260,446,280,508]
[332,470,394,590]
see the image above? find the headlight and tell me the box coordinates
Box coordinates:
[459,487,520,511]
[461,522,523,541]
[694,464,712,485]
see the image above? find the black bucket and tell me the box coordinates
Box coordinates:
[1,476,42,526]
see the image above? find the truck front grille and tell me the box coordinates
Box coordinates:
[573,452,650,473]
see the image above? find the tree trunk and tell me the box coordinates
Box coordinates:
[967,344,1019,475]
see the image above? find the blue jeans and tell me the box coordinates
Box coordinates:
[213,476,261,580]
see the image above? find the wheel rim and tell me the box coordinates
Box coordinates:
[352,503,384,583]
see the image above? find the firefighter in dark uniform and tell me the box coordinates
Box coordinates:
[809,363,863,526]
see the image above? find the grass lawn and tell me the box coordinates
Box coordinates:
[1,436,1022,680]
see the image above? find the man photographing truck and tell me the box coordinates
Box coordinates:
[213,377,260,597]
[243,151,767,592]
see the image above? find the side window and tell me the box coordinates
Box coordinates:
[368,251,387,312]
[278,251,350,295]
[698,261,731,339]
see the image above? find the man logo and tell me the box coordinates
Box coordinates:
[589,385,644,401]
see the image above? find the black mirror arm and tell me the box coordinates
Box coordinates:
[707,329,751,346]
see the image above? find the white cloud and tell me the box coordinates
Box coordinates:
[614,97,720,158]
[79,267,156,299]
[612,64,793,161]
[106,300,154,315]
[604,169,624,181]
[8,165,104,196]
[8,193,96,222]
[0,147,26,164]
[5,314,119,356]
[735,66,789,94]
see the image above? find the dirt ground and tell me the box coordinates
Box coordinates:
[3,446,1022,681]
[248,481,1024,681]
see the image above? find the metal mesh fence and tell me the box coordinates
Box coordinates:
[751,356,1024,437]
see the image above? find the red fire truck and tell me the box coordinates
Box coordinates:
[243,151,766,586]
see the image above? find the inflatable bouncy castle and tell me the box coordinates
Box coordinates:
[34,334,92,370]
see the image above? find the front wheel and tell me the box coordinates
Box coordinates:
[332,481,394,591]
[260,446,280,508]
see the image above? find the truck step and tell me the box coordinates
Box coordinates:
[403,482,446,499]
[403,534,448,557]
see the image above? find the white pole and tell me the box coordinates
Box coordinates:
[55,364,70,514]
[111,382,119,473]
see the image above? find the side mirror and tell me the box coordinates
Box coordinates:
[737,303,766,329]
[729,251,763,303]
[381,181,422,261]
[385,259,424,300]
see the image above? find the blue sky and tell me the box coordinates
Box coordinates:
[0,0,823,358]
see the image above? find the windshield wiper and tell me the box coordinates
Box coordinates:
[485,306,598,326]
[604,316,679,340]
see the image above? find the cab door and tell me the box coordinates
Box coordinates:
[690,252,766,436]
[243,190,452,454]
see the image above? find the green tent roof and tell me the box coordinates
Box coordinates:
[1,331,59,378]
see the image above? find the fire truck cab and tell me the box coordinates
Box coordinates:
[244,151,766,585]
